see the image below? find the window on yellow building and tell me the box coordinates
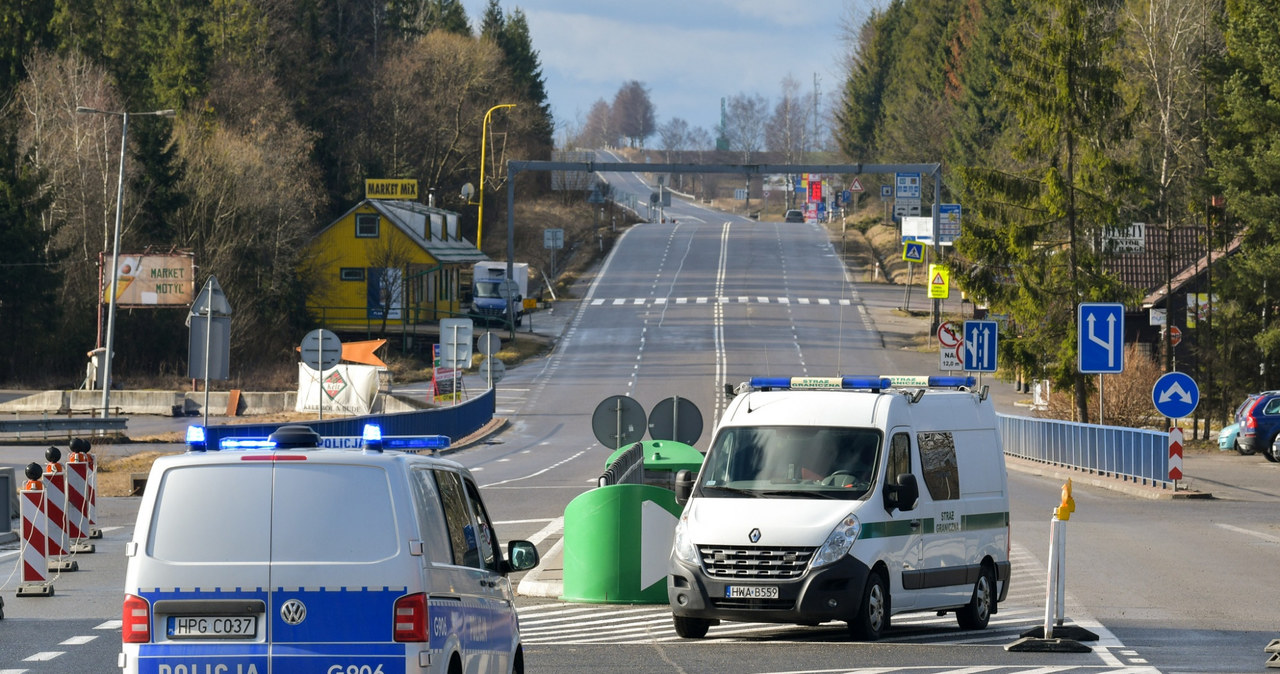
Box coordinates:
[356,214,379,238]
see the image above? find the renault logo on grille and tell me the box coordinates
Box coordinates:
[280,598,307,625]
[749,527,761,543]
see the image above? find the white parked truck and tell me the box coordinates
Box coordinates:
[471,261,530,326]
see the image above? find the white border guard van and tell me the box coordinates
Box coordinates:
[667,375,1010,640]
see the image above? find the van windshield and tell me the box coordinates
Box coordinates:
[696,426,881,500]
[475,280,502,298]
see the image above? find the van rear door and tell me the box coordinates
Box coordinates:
[266,458,419,672]
[132,461,273,674]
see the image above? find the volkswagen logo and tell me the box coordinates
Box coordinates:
[280,598,307,625]
[749,527,761,543]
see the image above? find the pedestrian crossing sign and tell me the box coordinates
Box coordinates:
[903,241,925,263]
[928,264,950,299]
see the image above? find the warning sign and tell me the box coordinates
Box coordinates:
[849,177,864,193]
[928,264,950,299]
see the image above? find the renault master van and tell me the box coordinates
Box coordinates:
[120,424,539,674]
[667,376,1010,640]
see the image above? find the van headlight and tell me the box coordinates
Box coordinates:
[811,514,860,568]
[673,512,698,565]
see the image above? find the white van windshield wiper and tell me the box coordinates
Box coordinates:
[701,485,757,498]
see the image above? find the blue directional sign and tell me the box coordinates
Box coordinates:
[963,320,998,373]
[1077,303,1125,374]
[1152,371,1199,419]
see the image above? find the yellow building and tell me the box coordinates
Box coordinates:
[305,198,488,330]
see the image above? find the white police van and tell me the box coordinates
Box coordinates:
[668,375,1010,640]
[120,424,539,674]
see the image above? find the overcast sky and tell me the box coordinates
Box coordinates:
[461,0,887,143]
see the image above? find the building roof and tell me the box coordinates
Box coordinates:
[1102,225,1239,307]
[324,199,489,265]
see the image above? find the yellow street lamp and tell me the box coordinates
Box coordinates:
[476,103,515,250]
[76,105,176,419]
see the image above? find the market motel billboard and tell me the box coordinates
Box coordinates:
[101,252,196,307]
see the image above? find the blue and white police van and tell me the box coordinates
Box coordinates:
[120,424,539,674]
[668,376,1010,641]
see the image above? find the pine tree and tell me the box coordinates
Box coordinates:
[954,0,1135,423]
[0,127,59,380]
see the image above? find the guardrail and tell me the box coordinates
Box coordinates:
[999,413,1172,489]
[0,416,128,440]
[599,442,644,487]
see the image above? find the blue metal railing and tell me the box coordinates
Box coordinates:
[998,413,1173,489]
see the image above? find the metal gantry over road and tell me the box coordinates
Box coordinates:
[503,160,948,332]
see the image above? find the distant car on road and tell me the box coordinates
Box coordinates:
[784,209,805,223]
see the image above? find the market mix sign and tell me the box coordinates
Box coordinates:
[101,253,195,307]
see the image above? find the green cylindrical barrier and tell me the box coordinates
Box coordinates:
[561,484,681,604]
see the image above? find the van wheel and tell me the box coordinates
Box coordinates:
[956,566,995,630]
[511,648,524,674]
[448,653,462,674]
[673,615,711,639]
[848,570,888,640]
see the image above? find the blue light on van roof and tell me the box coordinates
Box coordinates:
[362,423,384,453]
[185,425,207,452]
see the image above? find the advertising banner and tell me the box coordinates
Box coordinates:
[101,253,196,307]
[296,363,381,415]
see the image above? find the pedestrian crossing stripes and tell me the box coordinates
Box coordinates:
[590,297,855,307]
[516,544,1078,648]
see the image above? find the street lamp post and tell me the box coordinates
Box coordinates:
[76,106,175,419]
[475,103,515,250]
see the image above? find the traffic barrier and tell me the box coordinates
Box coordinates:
[66,439,95,554]
[561,484,681,604]
[41,447,77,573]
[86,442,101,539]
[16,463,53,597]
[1006,479,1095,652]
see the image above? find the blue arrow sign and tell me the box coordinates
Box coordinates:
[963,320,998,373]
[1152,371,1199,419]
[1078,303,1125,374]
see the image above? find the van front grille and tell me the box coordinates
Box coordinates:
[698,545,815,579]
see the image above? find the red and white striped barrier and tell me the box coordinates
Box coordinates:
[1168,427,1184,482]
[69,438,102,540]
[42,448,77,573]
[16,462,54,597]
[66,449,95,554]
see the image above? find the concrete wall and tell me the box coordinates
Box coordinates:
[0,390,430,417]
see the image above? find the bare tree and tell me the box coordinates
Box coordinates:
[365,234,416,336]
[766,75,812,207]
[578,98,616,148]
[721,92,769,210]
[657,116,691,188]
[15,51,124,344]
[611,80,656,148]
[170,65,325,366]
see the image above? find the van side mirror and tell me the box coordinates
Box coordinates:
[503,540,540,574]
[674,469,694,506]
[884,473,919,513]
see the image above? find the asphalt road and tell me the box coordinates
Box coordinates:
[3,176,1280,673]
